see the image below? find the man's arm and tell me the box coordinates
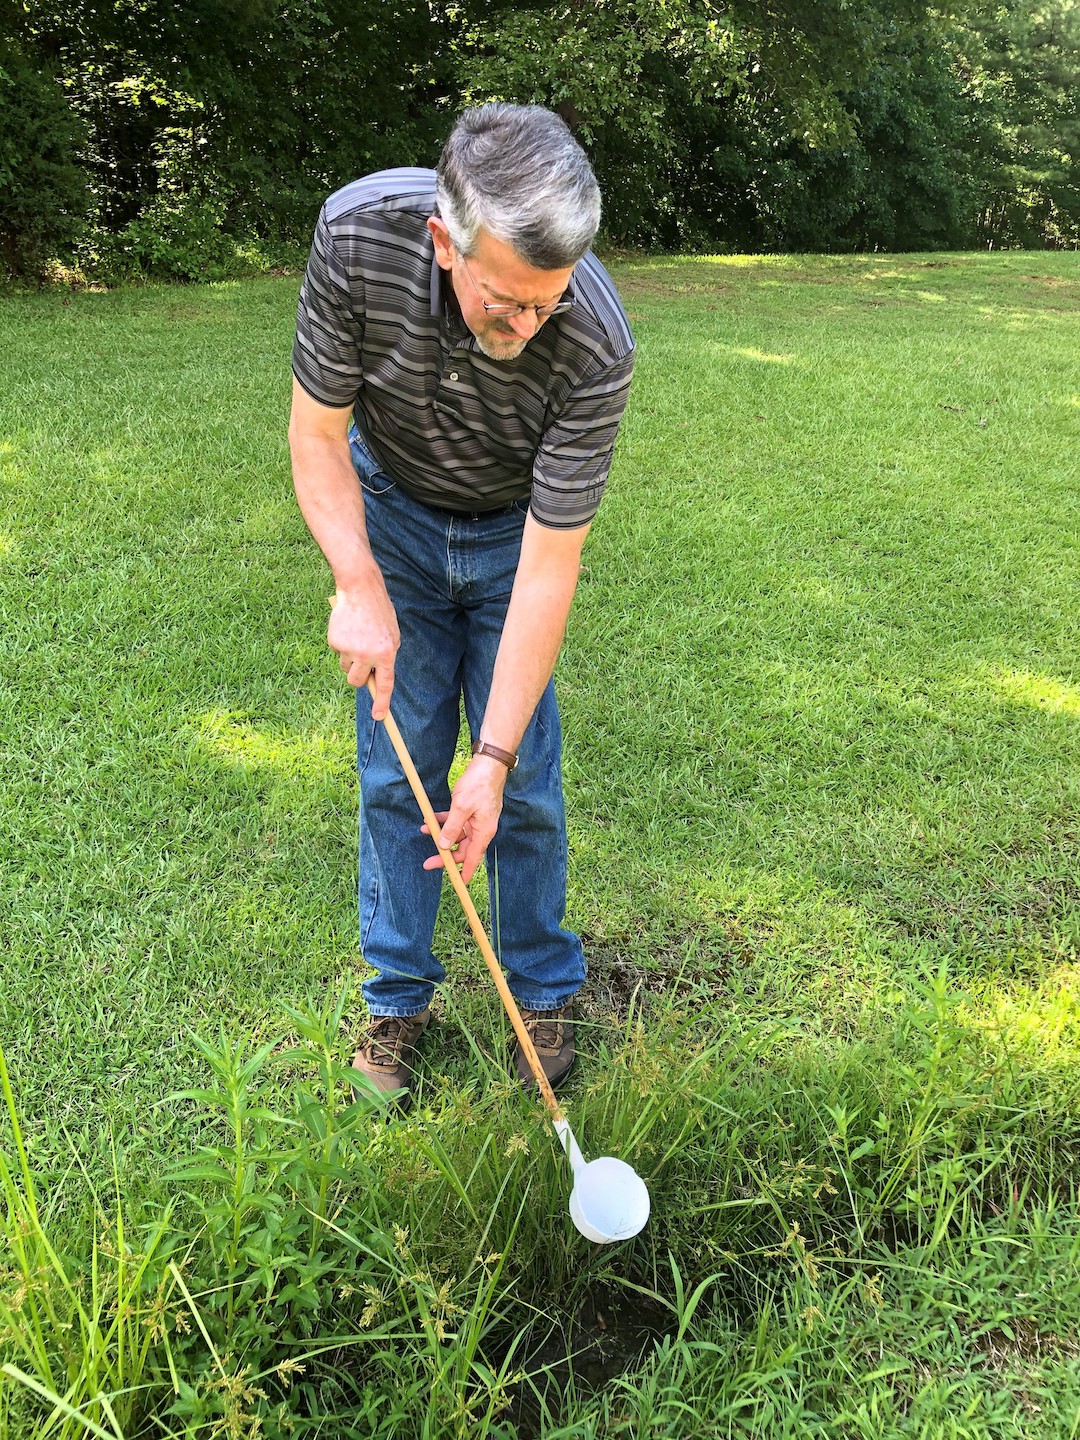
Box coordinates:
[288,378,399,718]
[425,513,590,882]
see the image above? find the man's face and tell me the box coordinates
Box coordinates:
[428,218,575,361]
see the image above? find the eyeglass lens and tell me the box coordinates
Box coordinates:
[485,301,572,317]
[461,255,571,318]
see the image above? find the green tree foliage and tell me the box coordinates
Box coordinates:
[447,0,1076,252]
[0,0,1076,277]
[954,0,1080,245]
[0,35,89,277]
[446,0,939,247]
[6,0,446,278]
[449,0,743,246]
[742,23,980,252]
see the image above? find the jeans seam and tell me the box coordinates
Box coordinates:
[533,711,561,787]
[360,870,378,954]
[511,990,579,1009]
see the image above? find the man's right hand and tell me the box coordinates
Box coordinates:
[328,585,400,720]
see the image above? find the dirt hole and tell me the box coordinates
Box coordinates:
[501,1283,673,1437]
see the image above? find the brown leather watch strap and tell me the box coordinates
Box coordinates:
[472,740,519,771]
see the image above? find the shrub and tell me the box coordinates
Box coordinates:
[97,191,240,283]
[0,38,89,280]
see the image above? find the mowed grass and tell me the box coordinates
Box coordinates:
[1,251,1079,1437]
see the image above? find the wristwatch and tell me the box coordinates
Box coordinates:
[471,740,518,771]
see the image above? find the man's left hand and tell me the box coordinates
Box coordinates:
[421,755,508,884]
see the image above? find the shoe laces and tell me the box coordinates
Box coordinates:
[522,1008,568,1053]
[362,1015,417,1067]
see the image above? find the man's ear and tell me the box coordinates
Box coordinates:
[427,215,454,270]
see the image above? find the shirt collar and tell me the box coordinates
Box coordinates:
[428,233,462,317]
[428,247,444,317]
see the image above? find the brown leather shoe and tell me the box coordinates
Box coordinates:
[351,1009,430,1108]
[513,1003,576,1090]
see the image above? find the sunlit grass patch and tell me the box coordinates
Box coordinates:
[960,962,1080,1063]
[193,710,351,776]
[981,668,1080,718]
[723,344,799,364]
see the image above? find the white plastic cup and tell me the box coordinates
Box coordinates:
[568,1156,651,1244]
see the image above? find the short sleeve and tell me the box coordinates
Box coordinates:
[292,206,366,408]
[531,347,635,529]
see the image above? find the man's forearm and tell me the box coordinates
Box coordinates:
[289,410,400,714]
[289,433,382,594]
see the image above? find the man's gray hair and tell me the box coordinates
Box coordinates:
[436,104,601,270]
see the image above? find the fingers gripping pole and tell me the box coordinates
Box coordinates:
[365,677,566,1124]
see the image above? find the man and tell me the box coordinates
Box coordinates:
[289,103,634,1108]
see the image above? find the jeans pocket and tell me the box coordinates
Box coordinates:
[349,425,397,497]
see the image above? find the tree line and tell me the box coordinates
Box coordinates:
[2,0,1077,280]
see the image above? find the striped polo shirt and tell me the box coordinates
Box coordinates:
[292,168,635,529]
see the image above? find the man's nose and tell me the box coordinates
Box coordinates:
[508,308,542,340]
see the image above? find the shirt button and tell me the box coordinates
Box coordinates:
[449,371,459,381]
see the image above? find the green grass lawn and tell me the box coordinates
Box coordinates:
[1,252,1078,1438]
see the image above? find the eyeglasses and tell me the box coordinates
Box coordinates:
[460,254,574,319]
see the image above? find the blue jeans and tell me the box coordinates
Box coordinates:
[349,426,585,1018]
